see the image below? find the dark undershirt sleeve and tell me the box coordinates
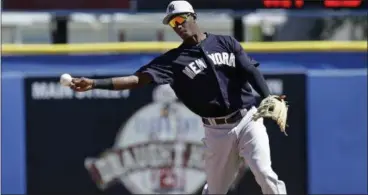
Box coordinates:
[135,55,174,85]
[230,37,271,98]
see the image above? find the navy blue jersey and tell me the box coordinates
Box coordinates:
[136,33,261,117]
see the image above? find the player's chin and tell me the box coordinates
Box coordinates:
[178,32,191,40]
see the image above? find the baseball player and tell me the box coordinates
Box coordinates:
[69,1,288,194]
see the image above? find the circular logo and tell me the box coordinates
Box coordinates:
[85,86,206,194]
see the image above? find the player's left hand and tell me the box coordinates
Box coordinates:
[253,95,289,135]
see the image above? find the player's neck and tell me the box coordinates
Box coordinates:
[184,32,206,45]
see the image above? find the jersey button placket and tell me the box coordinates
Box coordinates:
[199,46,230,112]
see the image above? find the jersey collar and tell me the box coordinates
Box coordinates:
[179,32,213,48]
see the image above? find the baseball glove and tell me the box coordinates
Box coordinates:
[253,95,289,136]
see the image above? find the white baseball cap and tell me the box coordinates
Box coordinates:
[162,0,195,25]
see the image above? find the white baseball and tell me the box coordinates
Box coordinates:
[60,73,73,86]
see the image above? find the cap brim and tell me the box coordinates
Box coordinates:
[162,13,175,25]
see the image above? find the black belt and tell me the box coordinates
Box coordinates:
[202,110,244,125]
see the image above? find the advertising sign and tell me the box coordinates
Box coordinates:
[24,72,306,194]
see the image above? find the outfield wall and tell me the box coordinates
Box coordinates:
[2,41,367,194]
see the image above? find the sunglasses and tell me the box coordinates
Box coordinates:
[168,14,191,28]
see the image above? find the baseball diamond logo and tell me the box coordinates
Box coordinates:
[84,85,207,194]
